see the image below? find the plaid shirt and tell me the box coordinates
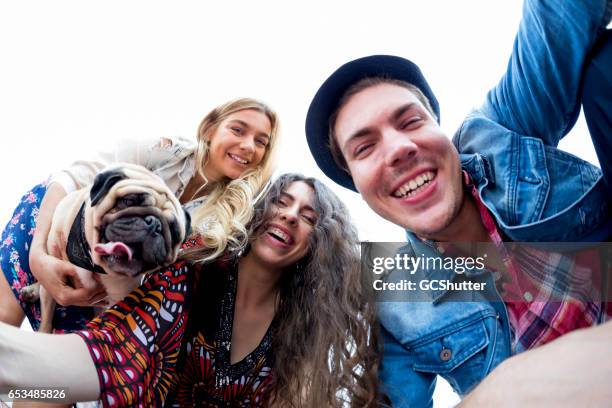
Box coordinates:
[463,172,608,352]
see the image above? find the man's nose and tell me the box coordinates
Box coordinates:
[383,131,418,167]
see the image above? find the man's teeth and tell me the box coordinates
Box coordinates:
[229,153,248,164]
[268,227,290,244]
[393,171,435,198]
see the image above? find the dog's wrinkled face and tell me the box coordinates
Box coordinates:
[88,164,191,277]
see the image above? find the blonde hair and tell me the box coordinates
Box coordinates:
[182,98,279,263]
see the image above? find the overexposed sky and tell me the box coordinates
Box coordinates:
[0,0,598,239]
[0,1,603,406]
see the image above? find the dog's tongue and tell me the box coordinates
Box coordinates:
[94,242,133,261]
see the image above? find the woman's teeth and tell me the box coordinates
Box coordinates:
[228,153,248,164]
[268,227,290,244]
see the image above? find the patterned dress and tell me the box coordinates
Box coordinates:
[1,136,201,332]
[76,252,275,407]
[0,182,94,331]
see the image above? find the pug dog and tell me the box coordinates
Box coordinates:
[20,163,191,333]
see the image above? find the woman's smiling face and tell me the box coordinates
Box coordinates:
[203,108,272,182]
[250,181,317,270]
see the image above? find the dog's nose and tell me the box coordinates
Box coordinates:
[144,216,162,234]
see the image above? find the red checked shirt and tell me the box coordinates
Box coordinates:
[464,172,608,353]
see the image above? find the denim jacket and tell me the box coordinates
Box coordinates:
[379,1,612,406]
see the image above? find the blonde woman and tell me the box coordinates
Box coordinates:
[0,98,280,332]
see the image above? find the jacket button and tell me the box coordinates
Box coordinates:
[440,348,452,361]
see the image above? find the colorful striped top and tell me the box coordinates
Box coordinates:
[76,249,275,407]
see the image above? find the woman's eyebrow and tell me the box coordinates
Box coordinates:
[228,119,248,128]
[280,192,294,201]
[280,192,315,212]
[301,205,316,213]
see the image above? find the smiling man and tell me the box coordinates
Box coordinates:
[306,0,612,406]
[330,78,479,242]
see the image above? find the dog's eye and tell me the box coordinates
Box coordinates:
[116,194,144,210]
[115,198,134,210]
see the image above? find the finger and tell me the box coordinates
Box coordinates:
[48,242,63,258]
[76,285,107,300]
[58,286,106,307]
[56,286,86,306]
[90,296,110,307]
[87,287,108,302]
[60,265,105,291]
[28,239,48,257]
[57,261,80,277]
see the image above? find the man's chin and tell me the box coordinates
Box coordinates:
[383,198,458,237]
[393,214,453,240]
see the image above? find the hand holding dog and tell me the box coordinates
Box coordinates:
[29,183,106,307]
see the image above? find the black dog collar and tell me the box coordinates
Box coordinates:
[66,202,107,274]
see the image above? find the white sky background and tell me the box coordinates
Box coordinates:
[0,1,601,406]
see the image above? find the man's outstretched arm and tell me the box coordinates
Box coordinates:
[0,322,100,403]
[482,0,612,146]
[460,320,612,407]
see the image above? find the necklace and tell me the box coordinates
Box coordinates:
[183,174,209,203]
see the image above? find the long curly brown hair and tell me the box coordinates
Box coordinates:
[248,173,381,407]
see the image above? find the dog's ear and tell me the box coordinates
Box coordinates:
[183,209,192,240]
[90,169,127,206]
[170,208,192,245]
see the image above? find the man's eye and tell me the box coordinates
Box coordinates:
[400,117,423,130]
[354,143,373,158]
